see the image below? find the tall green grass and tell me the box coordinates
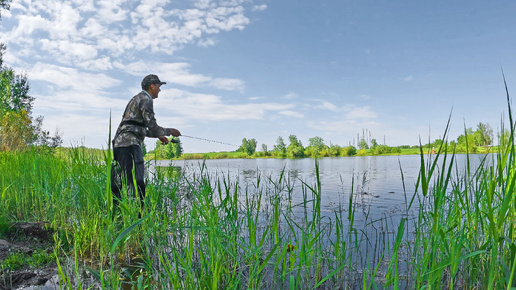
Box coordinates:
[2,86,516,288]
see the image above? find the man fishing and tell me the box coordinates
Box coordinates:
[111,74,181,213]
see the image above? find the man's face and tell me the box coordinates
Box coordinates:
[149,83,161,99]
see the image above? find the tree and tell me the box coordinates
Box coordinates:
[456,128,477,153]
[0,109,32,151]
[306,136,326,157]
[287,135,304,158]
[474,122,493,147]
[0,1,10,20]
[358,138,369,150]
[261,143,268,156]
[239,138,257,156]
[328,143,341,157]
[342,145,357,156]
[167,138,183,158]
[0,69,36,150]
[273,136,287,158]
[154,138,183,159]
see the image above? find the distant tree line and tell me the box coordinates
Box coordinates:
[422,122,495,153]
[234,122,497,158]
[236,135,394,158]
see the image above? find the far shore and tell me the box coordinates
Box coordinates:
[144,146,495,161]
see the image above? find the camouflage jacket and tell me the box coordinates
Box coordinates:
[113,91,172,148]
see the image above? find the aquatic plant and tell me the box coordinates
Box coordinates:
[2,80,516,288]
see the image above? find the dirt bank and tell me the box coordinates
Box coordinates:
[0,222,58,290]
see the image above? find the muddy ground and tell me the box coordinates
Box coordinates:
[0,222,59,290]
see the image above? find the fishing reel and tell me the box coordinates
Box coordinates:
[160,137,180,145]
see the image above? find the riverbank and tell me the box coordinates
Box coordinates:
[146,145,494,161]
[1,142,514,288]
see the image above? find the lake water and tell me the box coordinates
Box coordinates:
[151,154,492,223]
[148,153,493,287]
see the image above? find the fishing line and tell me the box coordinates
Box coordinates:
[181,135,239,147]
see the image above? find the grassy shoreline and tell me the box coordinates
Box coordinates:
[0,135,515,288]
[149,146,494,161]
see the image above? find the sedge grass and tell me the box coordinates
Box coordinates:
[3,91,516,288]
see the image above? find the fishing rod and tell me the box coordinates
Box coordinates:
[180,135,239,147]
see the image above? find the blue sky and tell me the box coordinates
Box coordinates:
[1,0,515,153]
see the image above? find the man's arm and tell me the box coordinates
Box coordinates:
[140,97,179,138]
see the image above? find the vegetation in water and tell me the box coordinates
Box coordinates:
[1,79,516,288]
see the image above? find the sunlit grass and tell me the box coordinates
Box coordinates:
[2,84,516,288]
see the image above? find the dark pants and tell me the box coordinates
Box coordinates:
[111,145,145,209]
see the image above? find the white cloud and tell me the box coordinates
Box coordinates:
[3,0,254,71]
[307,119,382,134]
[159,88,294,121]
[282,93,298,100]
[97,0,128,23]
[342,105,377,120]
[198,38,217,47]
[279,110,304,118]
[28,63,121,91]
[305,103,379,134]
[0,0,266,151]
[120,61,245,91]
[314,100,338,111]
[209,78,244,91]
[402,75,414,81]
[252,4,267,11]
[40,39,98,62]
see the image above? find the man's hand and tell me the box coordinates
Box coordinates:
[170,128,181,137]
[158,136,169,145]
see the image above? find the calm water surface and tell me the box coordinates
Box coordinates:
[148,154,493,287]
[152,154,491,221]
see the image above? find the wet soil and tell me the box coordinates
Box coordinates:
[0,222,58,290]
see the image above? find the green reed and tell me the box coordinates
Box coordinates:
[4,87,516,288]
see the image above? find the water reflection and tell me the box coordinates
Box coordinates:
[147,154,493,288]
[150,154,492,227]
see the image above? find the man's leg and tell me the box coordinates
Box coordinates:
[131,145,146,211]
[110,158,123,207]
[113,146,135,197]
[114,145,145,210]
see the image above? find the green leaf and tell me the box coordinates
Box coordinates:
[111,215,148,252]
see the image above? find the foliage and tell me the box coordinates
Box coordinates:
[238,138,257,156]
[370,144,401,155]
[0,68,33,114]
[473,122,493,147]
[455,128,478,153]
[1,251,28,271]
[344,145,357,156]
[327,143,341,157]
[305,136,327,157]
[2,103,516,288]
[287,135,304,158]
[358,138,369,150]
[0,0,10,20]
[261,143,268,156]
[0,109,32,151]
[272,136,286,158]
[154,137,183,159]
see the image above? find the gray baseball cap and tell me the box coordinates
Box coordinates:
[141,74,166,88]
